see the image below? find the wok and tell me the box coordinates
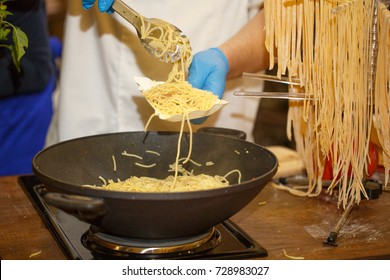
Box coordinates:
[32,130,278,239]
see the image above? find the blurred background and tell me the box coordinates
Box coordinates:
[43,0,293,149]
[46,0,66,40]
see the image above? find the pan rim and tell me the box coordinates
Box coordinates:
[33,131,278,200]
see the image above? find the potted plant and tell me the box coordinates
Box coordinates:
[0,0,28,70]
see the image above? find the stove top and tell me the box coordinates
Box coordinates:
[19,175,267,260]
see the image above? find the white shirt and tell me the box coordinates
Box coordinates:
[46,0,263,145]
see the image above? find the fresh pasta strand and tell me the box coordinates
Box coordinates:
[373,2,390,189]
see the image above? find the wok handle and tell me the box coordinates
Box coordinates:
[43,192,107,222]
[196,127,247,140]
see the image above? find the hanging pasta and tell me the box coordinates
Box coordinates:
[264,0,378,208]
[373,2,390,189]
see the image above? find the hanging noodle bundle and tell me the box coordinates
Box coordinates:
[264,0,382,208]
[373,2,390,189]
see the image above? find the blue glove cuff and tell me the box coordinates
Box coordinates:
[209,47,229,73]
[82,0,95,10]
[82,0,114,13]
[187,47,229,125]
[98,0,114,13]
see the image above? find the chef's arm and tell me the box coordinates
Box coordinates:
[219,8,269,80]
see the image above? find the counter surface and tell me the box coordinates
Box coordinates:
[1,175,389,260]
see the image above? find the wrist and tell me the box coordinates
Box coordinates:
[219,45,239,80]
[209,47,229,75]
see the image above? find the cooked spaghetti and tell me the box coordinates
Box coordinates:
[92,175,229,193]
[139,15,230,190]
[85,167,239,193]
[264,0,382,207]
[140,15,192,80]
[140,26,217,120]
[143,81,219,119]
[85,15,238,192]
[140,9,219,118]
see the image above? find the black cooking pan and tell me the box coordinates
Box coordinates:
[33,130,278,239]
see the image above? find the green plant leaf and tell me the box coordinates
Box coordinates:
[0,25,10,40]
[12,26,28,61]
[0,0,29,71]
[0,10,12,18]
[10,45,20,71]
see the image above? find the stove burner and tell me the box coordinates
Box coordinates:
[82,225,221,258]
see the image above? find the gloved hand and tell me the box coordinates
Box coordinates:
[187,48,229,124]
[82,0,114,13]
[187,48,229,100]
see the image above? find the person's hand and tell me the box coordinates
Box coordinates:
[187,48,229,124]
[187,48,229,100]
[82,0,114,13]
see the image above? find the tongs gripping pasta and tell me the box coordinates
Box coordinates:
[112,0,189,63]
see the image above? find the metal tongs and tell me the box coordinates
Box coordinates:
[235,72,314,100]
[112,0,187,63]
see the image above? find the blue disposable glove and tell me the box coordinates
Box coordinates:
[82,0,114,13]
[188,48,229,99]
[187,48,229,124]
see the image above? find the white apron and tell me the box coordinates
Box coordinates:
[46,0,263,145]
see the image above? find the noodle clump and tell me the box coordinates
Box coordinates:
[95,175,229,193]
[143,81,219,118]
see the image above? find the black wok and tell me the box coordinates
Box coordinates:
[32,131,278,239]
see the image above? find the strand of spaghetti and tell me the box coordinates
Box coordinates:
[283,249,305,260]
[178,157,202,167]
[171,114,186,188]
[98,176,107,187]
[223,169,242,184]
[121,151,143,160]
[288,1,297,77]
[182,113,192,164]
[271,182,319,197]
[112,155,117,172]
[146,150,161,156]
[135,162,156,168]
[29,251,42,258]
[144,113,157,132]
